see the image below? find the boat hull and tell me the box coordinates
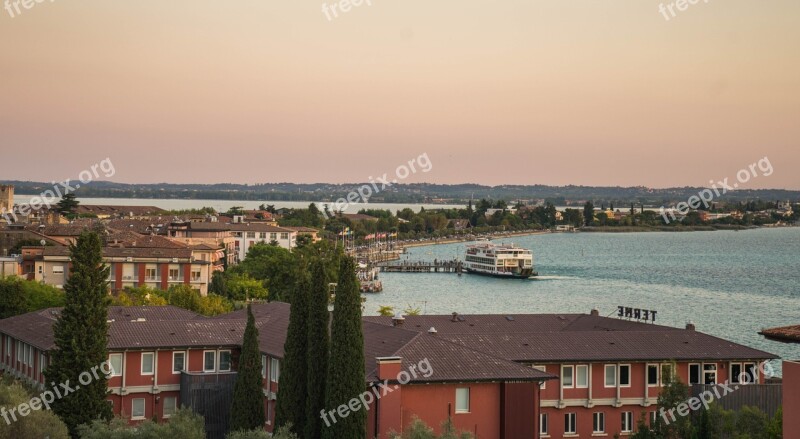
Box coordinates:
[464,268,536,279]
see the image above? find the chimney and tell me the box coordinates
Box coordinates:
[590,309,599,317]
[391,314,405,327]
[686,322,696,331]
[428,327,437,335]
[376,357,402,380]
[451,312,459,322]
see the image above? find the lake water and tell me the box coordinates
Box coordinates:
[366,228,800,375]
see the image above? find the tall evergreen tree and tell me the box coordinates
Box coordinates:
[322,257,366,439]
[44,231,112,438]
[231,305,266,432]
[56,193,80,217]
[275,271,310,434]
[305,259,330,439]
[583,201,595,226]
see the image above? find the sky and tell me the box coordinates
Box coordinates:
[0,0,798,188]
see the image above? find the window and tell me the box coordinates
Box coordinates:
[281,233,289,240]
[219,350,232,372]
[647,364,659,386]
[604,364,616,387]
[703,364,717,385]
[52,265,64,274]
[540,413,548,435]
[108,353,123,376]
[455,388,470,413]
[39,353,46,373]
[689,363,701,384]
[191,270,201,281]
[562,365,574,388]
[168,268,180,281]
[533,365,547,389]
[204,351,216,372]
[661,363,673,384]
[132,398,145,420]
[576,365,588,388]
[743,362,757,384]
[650,411,657,426]
[4,337,10,362]
[259,232,267,239]
[270,233,277,240]
[621,412,633,432]
[162,397,177,418]
[246,232,255,238]
[620,364,631,387]
[172,352,185,374]
[38,265,43,274]
[270,357,280,382]
[593,412,605,433]
[261,355,267,379]
[564,413,577,435]
[141,352,154,375]
[145,268,157,280]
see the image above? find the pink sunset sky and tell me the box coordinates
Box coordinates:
[0,0,798,188]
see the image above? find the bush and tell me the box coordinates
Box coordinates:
[226,425,297,439]
[77,408,205,439]
[0,380,70,439]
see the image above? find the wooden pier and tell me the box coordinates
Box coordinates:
[379,260,463,274]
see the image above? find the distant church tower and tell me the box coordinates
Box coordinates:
[0,185,14,212]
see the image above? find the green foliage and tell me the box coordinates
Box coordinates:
[77,409,205,439]
[0,380,70,439]
[8,238,53,256]
[275,272,310,434]
[322,257,366,439]
[583,201,595,226]
[226,273,269,301]
[304,260,330,439]
[45,231,113,437]
[388,417,474,439]
[0,277,66,318]
[226,424,298,439]
[163,284,233,316]
[237,244,297,302]
[56,193,80,217]
[111,286,167,306]
[403,304,421,316]
[377,305,395,316]
[231,305,266,431]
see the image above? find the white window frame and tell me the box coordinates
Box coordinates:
[561,365,574,389]
[650,411,657,426]
[52,265,64,274]
[621,411,633,433]
[689,363,702,385]
[576,365,589,388]
[39,353,46,374]
[131,398,146,420]
[172,351,186,374]
[270,357,280,382]
[604,364,617,388]
[261,355,267,379]
[455,387,470,413]
[540,412,548,436]
[108,353,123,377]
[647,363,660,387]
[5,337,10,363]
[619,364,631,388]
[703,363,717,385]
[593,412,605,434]
[141,352,154,375]
[203,350,216,372]
[743,362,758,384]
[162,396,177,418]
[564,412,577,435]
[533,365,547,389]
[218,350,232,372]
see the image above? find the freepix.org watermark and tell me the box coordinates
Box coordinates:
[659,0,710,21]
[321,0,372,21]
[325,153,433,218]
[0,158,116,224]
[660,361,775,425]
[4,0,56,19]
[320,358,433,427]
[1,360,114,426]
[660,156,773,224]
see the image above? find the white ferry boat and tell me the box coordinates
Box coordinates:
[463,240,536,279]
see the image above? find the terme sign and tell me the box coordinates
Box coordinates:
[617,306,658,322]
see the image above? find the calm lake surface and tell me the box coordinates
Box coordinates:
[367,228,800,375]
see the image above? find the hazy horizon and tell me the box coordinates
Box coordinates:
[2,1,798,189]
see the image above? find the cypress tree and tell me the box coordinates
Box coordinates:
[231,305,267,432]
[44,231,112,438]
[304,259,330,439]
[322,257,366,439]
[275,271,310,433]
